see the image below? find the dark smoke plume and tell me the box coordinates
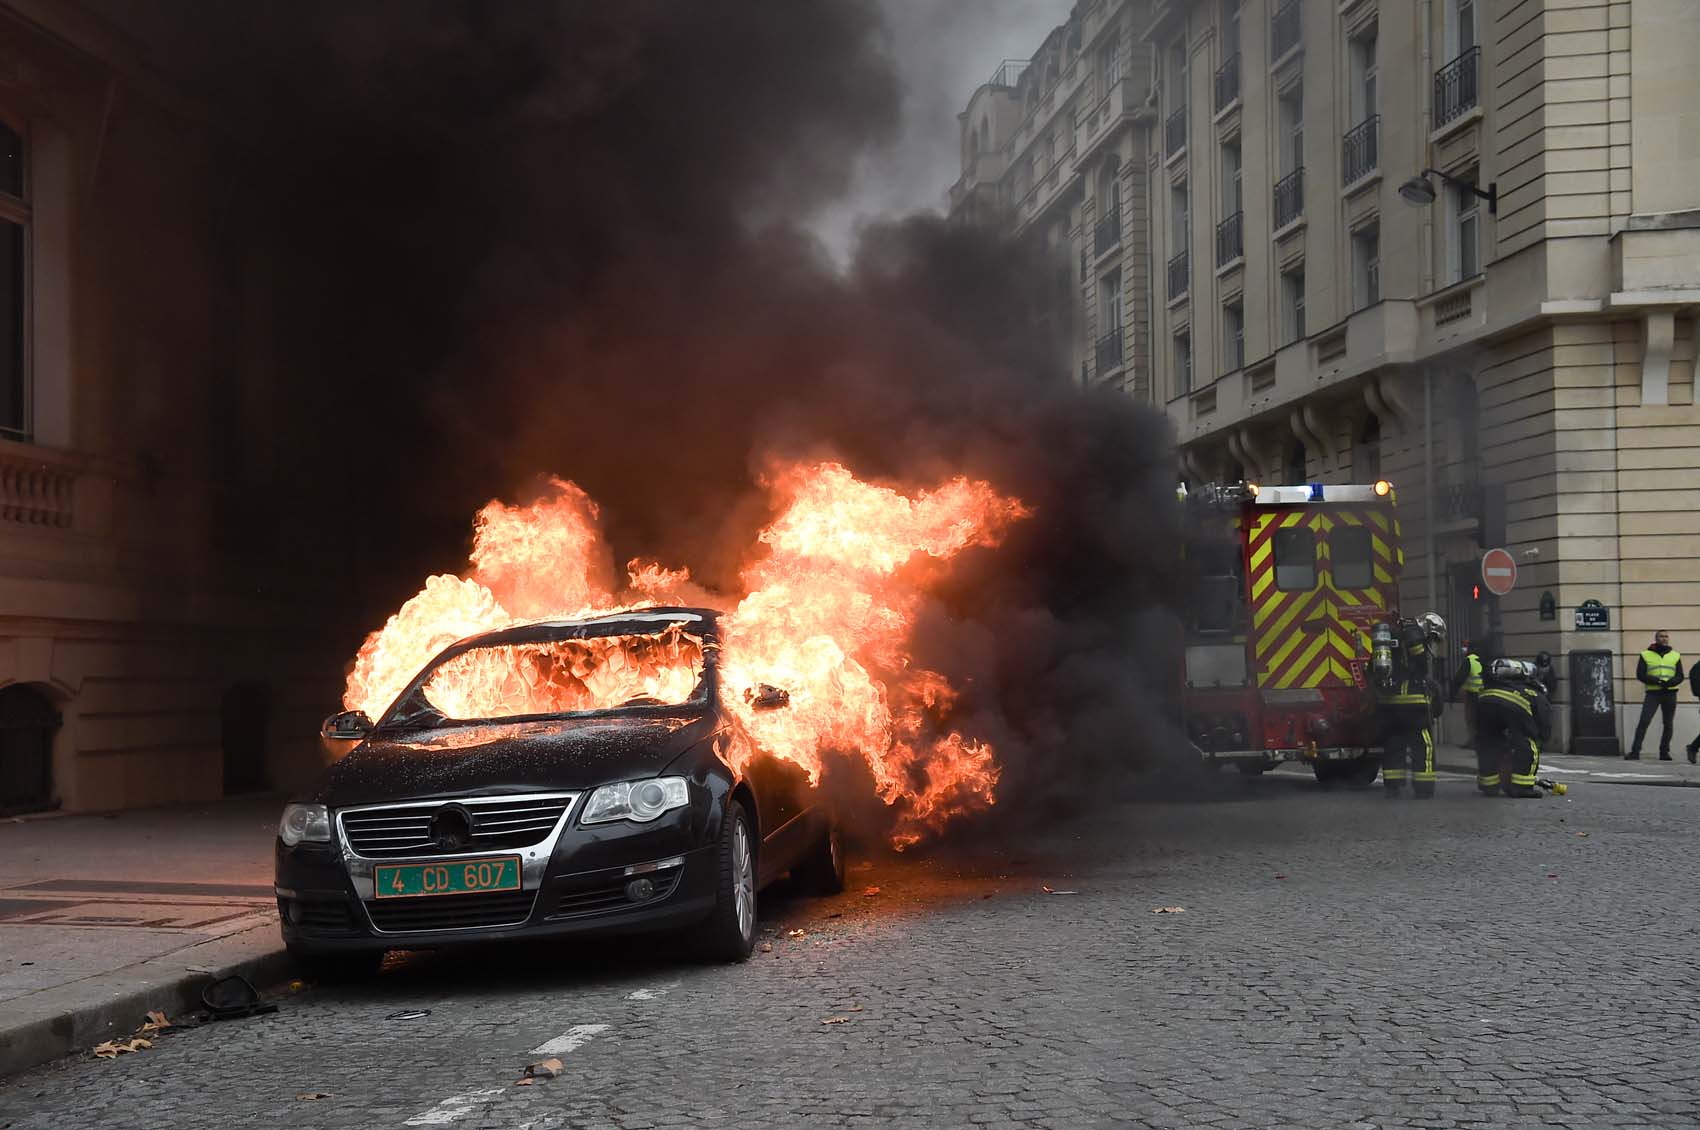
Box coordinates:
[138,0,1187,829]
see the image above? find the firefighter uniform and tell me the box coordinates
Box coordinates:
[1380,618,1440,798]
[1474,663,1553,798]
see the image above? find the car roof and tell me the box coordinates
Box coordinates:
[450,606,720,653]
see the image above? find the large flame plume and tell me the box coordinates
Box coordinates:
[343,461,1030,845]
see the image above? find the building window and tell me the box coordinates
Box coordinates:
[1447,165,1481,282]
[1278,82,1304,177]
[1352,223,1380,310]
[1282,265,1306,343]
[1174,329,1192,395]
[1168,37,1188,109]
[1102,38,1121,92]
[1350,26,1378,123]
[1450,0,1477,56]
[1331,527,1374,590]
[1273,526,1316,590]
[0,120,25,442]
[1221,140,1242,217]
[1221,0,1241,58]
[1223,301,1244,372]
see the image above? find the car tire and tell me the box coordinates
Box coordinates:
[695,798,757,963]
[287,944,384,982]
[793,819,846,895]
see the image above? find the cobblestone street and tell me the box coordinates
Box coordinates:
[3,772,1697,1129]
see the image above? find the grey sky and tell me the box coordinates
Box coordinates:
[811,0,1069,262]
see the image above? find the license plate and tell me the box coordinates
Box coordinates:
[373,856,522,899]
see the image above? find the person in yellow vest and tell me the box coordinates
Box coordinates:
[1449,643,1485,748]
[1628,630,1683,761]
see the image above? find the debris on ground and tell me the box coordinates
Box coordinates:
[1573,832,1589,838]
[760,943,773,953]
[295,1093,332,1101]
[516,1057,564,1085]
[387,1009,431,1021]
[139,1010,172,1034]
[862,886,880,897]
[92,1039,152,1059]
[1152,906,1187,914]
[1041,885,1078,895]
[787,928,806,939]
[821,1017,849,1025]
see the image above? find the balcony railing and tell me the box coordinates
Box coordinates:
[1271,0,1302,59]
[1216,210,1244,266]
[1165,107,1187,157]
[1094,207,1122,256]
[1273,167,1304,230]
[1434,46,1480,128]
[1342,114,1379,185]
[1096,326,1125,371]
[1214,53,1240,112]
[1167,249,1189,300]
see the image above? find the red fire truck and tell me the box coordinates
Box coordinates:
[1180,480,1404,784]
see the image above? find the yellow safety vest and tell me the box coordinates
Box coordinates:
[1463,653,1483,694]
[1642,648,1681,684]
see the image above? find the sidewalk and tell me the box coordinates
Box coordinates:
[1433,742,1700,787]
[0,796,291,1079]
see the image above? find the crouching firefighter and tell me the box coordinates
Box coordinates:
[1475,659,1553,798]
[1371,612,1446,798]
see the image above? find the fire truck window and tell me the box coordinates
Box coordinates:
[1332,527,1373,589]
[1273,527,1316,591]
[1186,539,1242,634]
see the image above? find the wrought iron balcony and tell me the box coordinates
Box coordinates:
[1274,167,1304,230]
[1165,107,1188,157]
[1434,46,1480,128]
[1215,210,1243,266]
[1271,0,1302,59]
[1435,467,1484,526]
[1094,207,1122,256]
[1167,249,1189,301]
[1096,326,1125,371]
[1214,53,1240,112]
[1342,114,1379,185]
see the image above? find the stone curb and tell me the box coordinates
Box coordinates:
[0,923,292,1081]
[1436,759,1700,787]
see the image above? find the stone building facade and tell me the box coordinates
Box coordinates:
[963,0,1700,750]
[0,1,332,814]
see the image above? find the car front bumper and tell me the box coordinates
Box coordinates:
[275,796,722,954]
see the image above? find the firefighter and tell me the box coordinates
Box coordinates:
[1475,659,1553,798]
[1379,612,1445,798]
[1449,643,1485,748]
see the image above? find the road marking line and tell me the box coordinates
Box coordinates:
[625,980,680,1001]
[403,1087,505,1126]
[531,1022,609,1056]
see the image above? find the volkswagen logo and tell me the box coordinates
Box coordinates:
[428,805,474,851]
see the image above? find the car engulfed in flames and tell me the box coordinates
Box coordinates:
[275,461,1031,974]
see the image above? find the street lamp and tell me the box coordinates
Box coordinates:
[1397,168,1498,215]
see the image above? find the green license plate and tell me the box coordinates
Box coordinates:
[373,856,522,899]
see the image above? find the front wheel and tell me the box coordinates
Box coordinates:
[695,799,757,963]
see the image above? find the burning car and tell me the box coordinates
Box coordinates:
[275,607,842,977]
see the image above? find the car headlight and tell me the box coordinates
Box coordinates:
[581,777,691,825]
[278,803,332,846]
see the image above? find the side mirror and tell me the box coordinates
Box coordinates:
[746,684,790,711]
[321,710,373,741]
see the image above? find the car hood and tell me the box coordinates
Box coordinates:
[311,713,715,808]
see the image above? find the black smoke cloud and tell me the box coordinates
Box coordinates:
[144,0,1189,826]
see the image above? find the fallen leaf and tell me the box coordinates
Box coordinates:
[526,1057,564,1080]
[862,886,880,897]
[92,1038,152,1059]
[1573,832,1589,838]
[760,943,773,953]
[848,1005,864,1012]
[514,1077,537,1087]
[1152,906,1187,914]
[787,928,806,939]
[140,1010,172,1033]
[821,1016,849,1025]
[295,1093,332,1101]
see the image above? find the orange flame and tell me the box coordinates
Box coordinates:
[342,461,1030,846]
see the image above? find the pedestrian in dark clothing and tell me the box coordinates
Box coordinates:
[1686,663,1700,765]
[1629,630,1683,760]
[1532,650,1558,697]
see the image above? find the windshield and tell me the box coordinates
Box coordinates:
[383,623,708,727]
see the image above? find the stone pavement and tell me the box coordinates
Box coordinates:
[0,797,290,1077]
[2,772,1698,1129]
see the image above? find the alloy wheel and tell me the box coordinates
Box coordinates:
[733,818,755,942]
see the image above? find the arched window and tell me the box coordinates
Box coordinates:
[0,684,60,814]
[1285,441,1307,485]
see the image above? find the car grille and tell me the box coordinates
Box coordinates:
[339,794,576,858]
[282,897,360,936]
[548,870,683,919]
[365,890,537,933]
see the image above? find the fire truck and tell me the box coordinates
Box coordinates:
[1179,479,1404,784]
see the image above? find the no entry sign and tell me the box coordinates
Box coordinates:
[1481,547,1517,596]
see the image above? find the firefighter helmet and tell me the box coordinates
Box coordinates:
[1419,612,1446,640]
[1490,657,1536,682]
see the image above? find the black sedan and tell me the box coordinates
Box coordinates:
[275,608,842,977]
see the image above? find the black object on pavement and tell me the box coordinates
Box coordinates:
[200,975,279,1021]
